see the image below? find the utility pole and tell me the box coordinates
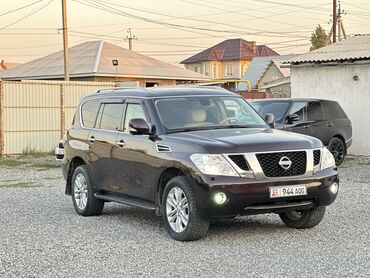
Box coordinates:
[125,28,137,50]
[62,0,70,81]
[333,0,337,43]
[337,1,347,41]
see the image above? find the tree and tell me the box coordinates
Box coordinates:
[310,25,331,51]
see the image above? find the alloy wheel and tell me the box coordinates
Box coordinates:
[329,140,345,165]
[166,187,189,233]
[74,173,88,210]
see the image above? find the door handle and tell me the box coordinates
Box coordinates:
[327,122,333,127]
[88,136,96,143]
[116,140,126,148]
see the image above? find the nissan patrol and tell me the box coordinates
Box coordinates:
[62,87,339,241]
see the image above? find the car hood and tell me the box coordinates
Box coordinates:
[166,128,322,153]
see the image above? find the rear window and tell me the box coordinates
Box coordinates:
[81,99,101,128]
[323,101,348,120]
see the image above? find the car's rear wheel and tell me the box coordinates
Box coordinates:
[162,176,209,241]
[72,165,104,216]
[328,137,346,166]
[279,206,326,229]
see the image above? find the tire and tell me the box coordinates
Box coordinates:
[328,137,346,166]
[71,165,104,216]
[162,176,209,241]
[279,206,326,229]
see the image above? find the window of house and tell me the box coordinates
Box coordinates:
[194,66,199,73]
[124,103,147,132]
[81,99,101,128]
[226,64,233,76]
[204,63,209,76]
[213,63,217,78]
[98,103,125,131]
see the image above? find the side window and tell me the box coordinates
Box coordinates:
[124,103,147,131]
[288,102,307,121]
[97,103,125,131]
[323,101,347,120]
[307,102,324,121]
[81,99,101,128]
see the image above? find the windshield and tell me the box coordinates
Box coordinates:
[155,96,267,133]
[250,101,291,122]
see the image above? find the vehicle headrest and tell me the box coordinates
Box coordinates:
[188,109,206,123]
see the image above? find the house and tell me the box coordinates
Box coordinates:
[0,41,207,86]
[287,34,370,155]
[181,38,279,80]
[257,59,292,96]
[239,55,292,92]
[0,60,19,72]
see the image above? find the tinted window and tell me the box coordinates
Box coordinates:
[98,103,125,131]
[289,102,307,121]
[323,101,347,120]
[155,96,266,131]
[124,104,147,131]
[81,99,101,128]
[250,101,290,121]
[307,102,324,121]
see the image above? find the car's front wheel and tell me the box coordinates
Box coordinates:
[162,176,209,241]
[279,206,326,229]
[71,165,104,216]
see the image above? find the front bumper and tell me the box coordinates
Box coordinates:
[192,167,339,218]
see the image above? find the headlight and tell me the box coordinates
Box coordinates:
[190,154,239,177]
[321,147,336,170]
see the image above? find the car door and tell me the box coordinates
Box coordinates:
[307,101,330,144]
[114,99,156,201]
[283,101,311,136]
[88,99,125,193]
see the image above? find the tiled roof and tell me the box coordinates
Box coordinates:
[0,41,208,81]
[181,38,279,64]
[288,34,370,64]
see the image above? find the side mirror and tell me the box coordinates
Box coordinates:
[128,118,150,135]
[286,114,300,124]
[264,113,275,128]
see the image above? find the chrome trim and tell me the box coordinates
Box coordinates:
[345,137,352,143]
[223,149,316,181]
[156,144,172,153]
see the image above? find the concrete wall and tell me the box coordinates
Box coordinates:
[291,61,370,155]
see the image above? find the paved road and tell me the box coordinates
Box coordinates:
[0,156,369,277]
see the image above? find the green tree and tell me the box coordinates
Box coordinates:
[310,25,331,51]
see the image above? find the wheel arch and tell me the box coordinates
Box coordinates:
[65,156,87,195]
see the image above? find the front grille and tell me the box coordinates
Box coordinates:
[228,155,250,171]
[313,150,321,166]
[256,151,307,177]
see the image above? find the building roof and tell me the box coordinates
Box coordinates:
[288,34,370,64]
[239,55,292,90]
[0,41,208,81]
[180,38,279,64]
[0,60,20,72]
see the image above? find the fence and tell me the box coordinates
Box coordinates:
[0,80,119,155]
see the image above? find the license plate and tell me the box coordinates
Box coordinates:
[269,185,307,198]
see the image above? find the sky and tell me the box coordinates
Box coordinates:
[0,0,369,65]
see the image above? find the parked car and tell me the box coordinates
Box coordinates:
[250,98,352,166]
[55,139,64,161]
[62,87,339,241]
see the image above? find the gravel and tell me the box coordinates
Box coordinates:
[0,155,369,278]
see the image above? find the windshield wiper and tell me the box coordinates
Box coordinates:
[219,124,252,128]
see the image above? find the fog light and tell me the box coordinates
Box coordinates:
[214,192,227,205]
[330,183,339,194]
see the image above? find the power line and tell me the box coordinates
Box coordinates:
[0,0,54,31]
[0,0,44,17]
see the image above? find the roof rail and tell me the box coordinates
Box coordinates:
[96,86,135,93]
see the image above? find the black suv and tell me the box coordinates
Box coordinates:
[250,99,352,166]
[62,87,339,241]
